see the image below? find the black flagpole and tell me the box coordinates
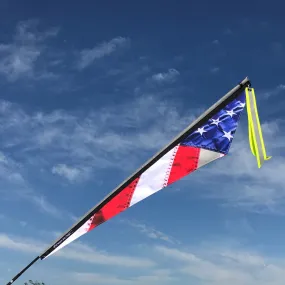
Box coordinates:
[6,256,40,285]
[6,77,251,285]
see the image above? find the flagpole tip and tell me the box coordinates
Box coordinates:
[239,77,251,88]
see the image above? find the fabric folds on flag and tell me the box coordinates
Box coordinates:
[43,92,247,258]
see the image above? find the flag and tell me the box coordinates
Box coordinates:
[8,77,271,285]
[41,91,247,259]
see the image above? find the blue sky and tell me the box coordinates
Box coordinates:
[0,1,285,284]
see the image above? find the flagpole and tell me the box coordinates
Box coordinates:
[6,256,40,285]
[6,77,251,285]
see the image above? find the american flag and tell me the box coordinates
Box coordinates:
[43,92,246,258]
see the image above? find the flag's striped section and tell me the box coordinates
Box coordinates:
[129,145,179,206]
[43,91,246,259]
[44,145,222,258]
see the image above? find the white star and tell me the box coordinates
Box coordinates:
[211,118,221,126]
[222,131,233,141]
[238,101,246,108]
[226,109,236,117]
[196,126,206,135]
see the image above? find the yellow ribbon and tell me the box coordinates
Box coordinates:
[245,87,271,168]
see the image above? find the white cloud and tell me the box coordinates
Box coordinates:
[51,164,90,183]
[278,84,285,90]
[71,270,176,285]
[77,37,129,69]
[0,151,71,219]
[0,233,44,253]
[0,20,59,81]
[0,95,194,174]
[0,151,26,187]
[151,68,180,83]
[262,84,285,99]
[3,222,285,285]
[210,67,220,73]
[224,28,233,35]
[59,242,155,268]
[123,220,179,244]
[0,233,155,268]
[224,217,255,236]
[20,221,27,227]
[31,195,63,217]
[155,243,285,285]
[12,232,285,285]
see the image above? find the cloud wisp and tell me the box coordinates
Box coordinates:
[262,84,285,99]
[0,232,155,268]
[151,68,180,84]
[154,243,285,285]
[51,164,91,183]
[76,37,130,70]
[10,231,284,285]
[0,20,59,81]
[0,95,194,177]
[122,219,180,245]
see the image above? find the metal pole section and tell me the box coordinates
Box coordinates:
[39,76,251,259]
[6,77,251,284]
[6,256,40,285]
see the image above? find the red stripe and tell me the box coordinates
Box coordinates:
[167,145,200,186]
[88,177,140,231]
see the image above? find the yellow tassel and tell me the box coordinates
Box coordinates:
[245,87,271,168]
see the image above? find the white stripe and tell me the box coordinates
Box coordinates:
[43,218,92,258]
[197,148,223,168]
[129,146,179,207]
[163,145,178,187]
